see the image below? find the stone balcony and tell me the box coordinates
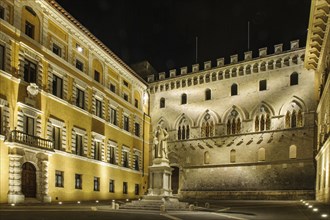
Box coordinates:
[7,130,53,151]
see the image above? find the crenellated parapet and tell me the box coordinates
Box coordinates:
[148,40,304,94]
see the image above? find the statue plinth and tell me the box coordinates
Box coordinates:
[146,157,173,197]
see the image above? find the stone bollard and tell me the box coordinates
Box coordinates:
[111,201,116,209]
[160,204,166,212]
[205,202,210,209]
[189,204,194,211]
[115,203,120,210]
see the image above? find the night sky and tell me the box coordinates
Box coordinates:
[55,0,311,73]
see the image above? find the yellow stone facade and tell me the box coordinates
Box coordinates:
[0,0,150,203]
[305,0,330,203]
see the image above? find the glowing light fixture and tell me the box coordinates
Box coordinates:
[77,201,81,204]
[58,202,62,205]
[313,208,318,212]
[308,205,313,208]
[76,44,83,53]
[11,204,15,206]
[321,214,328,218]
[96,200,99,203]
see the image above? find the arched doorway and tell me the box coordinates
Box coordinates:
[22,162,36,198]
[171,166,179,194]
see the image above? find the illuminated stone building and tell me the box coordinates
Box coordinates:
[305,0,330,203]
[0,0,150,203]
[148,42,317,199]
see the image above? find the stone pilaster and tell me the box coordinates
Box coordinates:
[38,159,51,203]
[7,154,24,204]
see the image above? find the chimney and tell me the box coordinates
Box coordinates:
[204,61,211,70]
[259,47,267,57]
[290,40,299,50]
[192,64,199,72]
[274,44,283,53]
[217,58,225,67]
[169,69,176,78]
[230,54,238,64]
[147,74,154,83]
[244,51,252,60]
[159,72,166,80]
[180,66,187,75]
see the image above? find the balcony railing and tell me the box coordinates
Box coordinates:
[8,130,53,151]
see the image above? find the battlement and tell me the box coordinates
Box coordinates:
[147,40,301,83]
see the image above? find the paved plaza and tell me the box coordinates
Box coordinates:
[1,200,329,220]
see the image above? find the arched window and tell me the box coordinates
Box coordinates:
[258,148,266,161]
[227,110,241,135]
[181,93,187,104]
[230,149,236,163]
[255,116,260,132]
[285,111,291,128]
[178,117,190,140]
[231,83,238,96]
[289,145,297,159]
[266,114,271,130]
[201,112,215,138]
[204,151,210,164]
[160,98,165,108]
[290,72,299,86]
[260,115,265,131]
[255,113,271,132]
[297,110,303,127]
[205,89,211,100]
[291,110,297,128]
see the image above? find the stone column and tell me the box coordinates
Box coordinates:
[8,154,24,204]
[39,159,51,203]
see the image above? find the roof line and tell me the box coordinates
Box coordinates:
[46,0,147,85]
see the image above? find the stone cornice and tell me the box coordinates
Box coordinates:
[305,0,330,70]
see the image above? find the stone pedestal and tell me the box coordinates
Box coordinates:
[147,158,173,197]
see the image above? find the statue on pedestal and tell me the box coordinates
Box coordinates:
[153,125,169,159]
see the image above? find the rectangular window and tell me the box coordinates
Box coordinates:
[75,134,83,156]
[0,6,4,20]
[259,80,267,91]
[123,80,129,87]
[52,75,63,98]
[135,184,139,195]
[94,70,100,82]
[110,84,116,93]
[134,99,139,108]
[52,126,61,150]
[110,108,117,126]
[25,21,35,39]
[24,60,37,83]
[75,59,84,71]
[124,116,129,131]
[94,141,101,161]
[52,43,62,57]
[95,99,103,118]
[75,174,82,189]
[109,147,116,164]
[134,155,139,171]
[94,177,100,191]
[0,44,4,70]
[123,182,128,194]
[76,88,85,109]
[24,116,34,136]
[134,123,140,137]
[109,179,115,193]
[123,93,129,102]
[55,170,64,187]
[123,151,129,168]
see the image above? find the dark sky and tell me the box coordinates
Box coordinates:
[55,0,311,73]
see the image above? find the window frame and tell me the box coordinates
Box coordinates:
[123,115,129,131]
[259,79,267,91]
[93,177,100,192]
[75,59,84,71]
[94,70,100,82]
[0,6,4,20]
[0,44,4,71]
[24,60,37,83]
[55,170,64,187]
[109,179,115,193]
[110,107,117,126]
[75,134,84,156]
[134,122,140,137]
[52,43,62,57]
[76,88,85,109]
[123,182,128,194]
[52,126,61,150]
[25,20,35,39]
[75,174,82,189]
[94,141,101,161]
[52,74,63,98]
[95,99,103,118]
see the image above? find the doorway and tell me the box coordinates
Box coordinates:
[171,166,179,194]
[22,162,36,198]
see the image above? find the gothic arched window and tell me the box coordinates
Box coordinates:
[201,112,215,137]
[178,117,190,140]
[227,110,241,135]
